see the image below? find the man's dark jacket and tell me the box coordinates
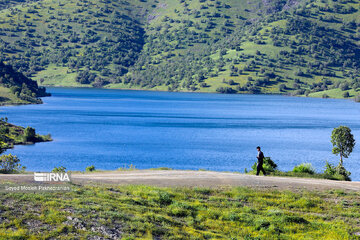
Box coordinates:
[257,151,264,164]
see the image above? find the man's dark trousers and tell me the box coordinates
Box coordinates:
[256,151,266,176]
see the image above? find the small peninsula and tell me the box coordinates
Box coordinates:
[0,118,52,150]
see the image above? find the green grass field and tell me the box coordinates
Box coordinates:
[0,184,359,239]
[33,65,91,88]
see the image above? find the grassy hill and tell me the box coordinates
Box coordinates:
[204,0,360,98]
[0,0,359,99]
[0,0,146,87]
[0,61,49,105]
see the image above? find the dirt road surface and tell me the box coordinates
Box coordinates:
[1,170,360,191]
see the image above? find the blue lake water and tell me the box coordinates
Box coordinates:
[1,87,360,180]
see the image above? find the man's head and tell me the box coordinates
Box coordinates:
[257,146,261,151]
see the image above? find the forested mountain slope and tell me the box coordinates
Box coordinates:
[0,0,41,11]
[0,0,146,87]
[122,0,305,92]
[0,0,359,99]
[206,0,360,98]
[0,61,48,105]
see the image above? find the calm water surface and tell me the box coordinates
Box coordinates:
[2,87,360,180]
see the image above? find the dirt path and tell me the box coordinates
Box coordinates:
[1,170,360,191]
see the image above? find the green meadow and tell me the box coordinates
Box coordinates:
[0,185,359,239]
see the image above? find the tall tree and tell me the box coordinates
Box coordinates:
[331,126,355,165]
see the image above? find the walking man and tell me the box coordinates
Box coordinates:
[256,146,266,176]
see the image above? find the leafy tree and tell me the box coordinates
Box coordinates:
[0,154,24,173]
[23,126,36,142]
[331,126,355,165]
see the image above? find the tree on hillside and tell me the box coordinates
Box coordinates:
[331,126,355,165]
[23,126,36,142]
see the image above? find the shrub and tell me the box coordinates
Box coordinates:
[168,202,193,217]
[52,166,66,173]
[335,164,351,181]
[282,215,308,224]
[0,154,24,173]
[324,161,336,176]
[255,219,271,230]
[157,192,173,206]
[293,163,315,174]
[251,157,278,173]
[323,161,351,181]
[86,165,96,172]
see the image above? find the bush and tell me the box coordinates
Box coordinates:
[324,161,336,176]
[0,154,24,173]
[23,126,36,142]
[293,163,315,174]
[52,166,66,173]
[251,157,278,173]
[335,164,351,181]
[324,161,351,181]
[157,192,173,206]
[86,165,96,172]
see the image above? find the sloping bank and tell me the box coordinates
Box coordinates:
[0,62,50,106]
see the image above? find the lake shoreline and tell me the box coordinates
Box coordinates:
[0,121,52,151]
[0,84,355,107]
[38,85,357,102]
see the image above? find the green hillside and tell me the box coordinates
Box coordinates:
[0,0,359,99]
[0,0,40,10]
[0,61,49,105]
[205,0,360,97]
[0,0,146,87]
[0,118,51,150]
